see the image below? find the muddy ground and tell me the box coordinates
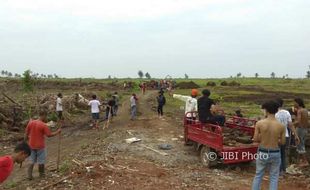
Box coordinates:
[1,90,310,190]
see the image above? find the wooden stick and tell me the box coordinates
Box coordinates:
[56,122,63,171]
[41,176,71,190]
[2,92,22,107]
[139,144,168,156]
[72,159,85,166]
[103,107,112,129]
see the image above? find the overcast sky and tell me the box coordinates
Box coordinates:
[0,0,309,78]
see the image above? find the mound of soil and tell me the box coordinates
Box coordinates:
[207,81,217,87]
[222,127,253,146]
[220,81,228,86]
[176,81,200,89]
[228,81,241,86]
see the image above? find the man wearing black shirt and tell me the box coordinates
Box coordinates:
[106,97,116,120]
[198,89,215,123]
[198,89,225,126]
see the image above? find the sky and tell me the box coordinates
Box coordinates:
[0,0,309,78]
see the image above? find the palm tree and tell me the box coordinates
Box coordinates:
[255,73,259,78]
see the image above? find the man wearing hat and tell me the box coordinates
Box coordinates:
[173,89,199,123]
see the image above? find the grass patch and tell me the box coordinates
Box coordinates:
[59,160,71,174]
[4,181,17,189]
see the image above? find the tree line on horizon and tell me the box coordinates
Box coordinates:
[0,70,59,79]
[1,66,310,80]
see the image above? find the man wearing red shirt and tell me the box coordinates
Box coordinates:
[25,110,61,180]
[0,142,31,183]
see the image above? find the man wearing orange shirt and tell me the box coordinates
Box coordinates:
[24,110,61,180]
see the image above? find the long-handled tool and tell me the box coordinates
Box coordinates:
[103,107,112,130]
[56,121,63,171]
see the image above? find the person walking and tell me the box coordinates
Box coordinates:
[88,95,101,129]
[156,91,166,118]
[56,93,63,121]
[105,96,116,121]
[112,92,119,116]
[130,94,138,120]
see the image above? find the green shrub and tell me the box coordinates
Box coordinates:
[22,70,34,92]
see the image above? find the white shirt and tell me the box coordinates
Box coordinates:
[88,100,101,113]
[56,97,63,111]
[275,109,292,137]
[130,96,136,107]
[173,94,197,117]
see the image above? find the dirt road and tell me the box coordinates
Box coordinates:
[2,91,310,189]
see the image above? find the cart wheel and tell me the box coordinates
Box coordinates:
[200,146,218,167]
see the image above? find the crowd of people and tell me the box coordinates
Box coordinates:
[172,88,309,190]
[88,92,120,129]
[0,85,309,190]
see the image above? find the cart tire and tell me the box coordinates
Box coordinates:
[200,146,218,167]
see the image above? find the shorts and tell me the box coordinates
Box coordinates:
[30,149,46,164]
[57,111,63,120]
[92,113,100,120]
[297,127,308,154]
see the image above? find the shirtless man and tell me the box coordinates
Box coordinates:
[252,100,286,190]
[293,98,309,167]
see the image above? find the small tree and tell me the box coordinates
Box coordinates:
[307,71,310,79]
[236,73,242,78]
[307,65,310,79]
[22,70,33,92]
[271,72,276,78]
[138,70,144,79]
[108,75,112,79]
[184,73,189,79]
[145,72,151,79]
[255,73,259,78]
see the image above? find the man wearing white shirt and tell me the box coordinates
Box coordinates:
[88,95,101,129]
[275,98,299,174]
[56,93,63,120]
[173,89,198,123]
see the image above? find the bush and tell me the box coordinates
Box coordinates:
[47,112,58,122]
[206,81,216,87]
[220,81,228,86]
[228,81,241,86]
[22,70,34,92]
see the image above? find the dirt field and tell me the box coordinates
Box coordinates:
[1,78,310,190]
